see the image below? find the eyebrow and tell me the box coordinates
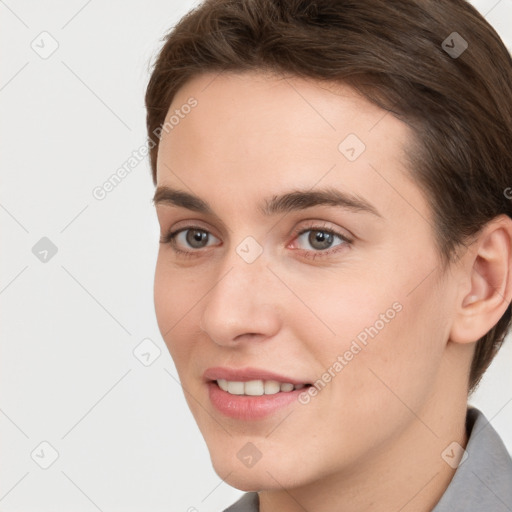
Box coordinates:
[152,186,382,218]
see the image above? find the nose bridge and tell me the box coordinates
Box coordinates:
[199,238,281,344]
[214,233,271,301]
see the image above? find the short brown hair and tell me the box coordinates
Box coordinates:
[145,0,512,395]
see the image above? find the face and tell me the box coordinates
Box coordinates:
[153,71,460,490]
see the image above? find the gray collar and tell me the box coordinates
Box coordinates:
[432,405,512,511]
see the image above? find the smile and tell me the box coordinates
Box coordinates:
[216,379,308,396]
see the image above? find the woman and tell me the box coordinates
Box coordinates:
[145,0,512,510]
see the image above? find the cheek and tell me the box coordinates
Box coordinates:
[284,265,402,365]
[153,258,202,362]
[305,263,448,409]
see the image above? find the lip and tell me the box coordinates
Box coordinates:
[203,366,309,385]
[203,366,312,421]
[207,381,309,420]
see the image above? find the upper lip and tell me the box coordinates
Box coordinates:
[203,366,310,385]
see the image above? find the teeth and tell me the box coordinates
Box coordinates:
[244,380,264,395]
[216,379,305,396]
[227,381,244,395]
[217,379,229,392]
[264,380,281,395]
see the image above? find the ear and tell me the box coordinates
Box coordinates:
[450,214,512,345]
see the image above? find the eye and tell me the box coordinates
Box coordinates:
[289,224,352,258]
[160,226,221,254]
[159,223,352,259]
[297,229,340,250]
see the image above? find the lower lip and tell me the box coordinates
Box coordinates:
[207,381,308,420]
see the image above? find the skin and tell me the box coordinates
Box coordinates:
[152,70,512,512]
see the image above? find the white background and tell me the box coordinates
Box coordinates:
[1,1,511,511]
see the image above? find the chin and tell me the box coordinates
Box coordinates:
[214,467,281,492]
[210,453,310,492]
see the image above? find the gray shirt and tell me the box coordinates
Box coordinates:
[223,406,512,511]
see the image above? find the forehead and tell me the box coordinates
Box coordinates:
[155,71,431,228]
[159,70,404,162]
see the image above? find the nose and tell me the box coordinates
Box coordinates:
[199,254,282,347]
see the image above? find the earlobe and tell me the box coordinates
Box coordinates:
[449,215,512,345]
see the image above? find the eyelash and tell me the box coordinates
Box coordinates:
[159,223,353,260]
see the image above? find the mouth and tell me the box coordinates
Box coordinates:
[203,367,314,419]
[212,379,312,396]
[207,379,313,420]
